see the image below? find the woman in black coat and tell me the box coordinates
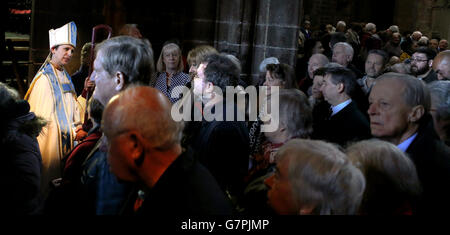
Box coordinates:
[0,83,46,215]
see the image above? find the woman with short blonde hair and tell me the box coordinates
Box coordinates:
[154,43,190,103]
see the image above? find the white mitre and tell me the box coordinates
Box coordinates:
[49,21,77,49]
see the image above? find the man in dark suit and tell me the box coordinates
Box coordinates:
[190,53,250,206]
[315,66,371,147]
[368,73,450,214]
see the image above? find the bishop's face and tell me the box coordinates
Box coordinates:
[51,44,75,68]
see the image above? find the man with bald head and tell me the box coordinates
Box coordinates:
[332,42,363,78]
[411,31,422,42]
[439,39,448,52]
[298,54,329,95]
[433,50,450,80]
[103,86,232,215]
[368,72,450,214]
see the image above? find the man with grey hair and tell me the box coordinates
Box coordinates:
[332,42,363,78]
[103,86,232,215]
[428,81,450,145]
[336,21,346,33]
[388,25,399,34]
[361,23,382,62]
[368,72,450,214]
[79,35,155,215]
[298,54,329,95]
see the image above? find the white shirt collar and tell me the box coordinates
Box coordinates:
[331,99,352,116]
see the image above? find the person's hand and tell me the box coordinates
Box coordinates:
[75,124,88,141]
[84,72,95,91]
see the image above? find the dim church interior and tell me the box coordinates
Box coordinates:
[2,0,449,98]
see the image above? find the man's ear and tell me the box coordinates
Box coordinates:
[408,105,425,123]
[204,81,214,94]
[346,55,353,63]
[115,71,125,91]
[298,204,316,215]
[125,132,145,167]
[337,82,345,93]
[428,59,433,68]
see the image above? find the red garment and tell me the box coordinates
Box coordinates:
[246,141,284,182]
[62,130,102,184]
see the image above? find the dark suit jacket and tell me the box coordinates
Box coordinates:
[421,69,438,84]
[132,147,233,215]
[316,101,371,147]
[406,114,450,214]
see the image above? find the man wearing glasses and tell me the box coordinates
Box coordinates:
[410,47,438,83]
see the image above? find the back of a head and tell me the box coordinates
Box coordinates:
[259,57,279,73]
[346,139,422,214]
[222,53,242,74]
[365,23,376,33]
[0,82,20,123]
[187,45,218,67]
[277,89,313,139]
[203,53,240,91]
[265,63,297,89]
[80,42,92,65]
[277,139,365,215]
[330,32,347,48]
[96,36,154,86]
[387,63,409,74]
[377,72,431,113]
[415,46,437,60]
[389,25,399,33]
[103,86,183,151]
[428,80,450,122]
[88,98,104,125]
[118,24,143,39]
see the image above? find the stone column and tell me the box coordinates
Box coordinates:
[214,0,302,85]
[249,0,302,84]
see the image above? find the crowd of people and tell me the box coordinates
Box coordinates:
[1,19,450,216]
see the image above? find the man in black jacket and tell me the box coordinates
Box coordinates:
[190,54,250,204]
[368,73,450,214]
[103,86,232,215]
[315,66,371,147]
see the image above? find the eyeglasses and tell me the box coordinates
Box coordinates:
[410,57,428,63]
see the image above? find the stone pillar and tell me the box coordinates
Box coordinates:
[249,0,301,84]
[214,0,302,85]
[431,0,450,40]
